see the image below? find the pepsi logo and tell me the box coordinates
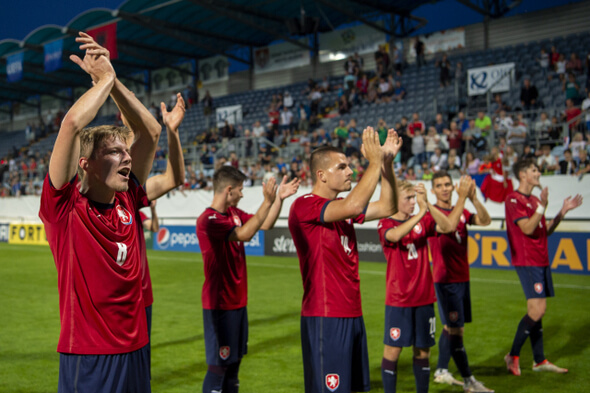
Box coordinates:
[390,327,401,341]
[156,227,170,249]
[116,205,133,225]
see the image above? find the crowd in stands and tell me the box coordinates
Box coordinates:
[3,37,590,198]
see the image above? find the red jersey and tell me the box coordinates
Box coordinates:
[505,191,549,267]
[428,207,473,283]
[378,214,437,307]
[288,194,365,318]
[408,120,425,135]
[139,211,153,307]
[39,174,149,355]
[197,206,253,310]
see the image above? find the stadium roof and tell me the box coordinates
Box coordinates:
[0,0,435,105]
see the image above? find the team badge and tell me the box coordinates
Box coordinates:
[219,346,230,360]
[449,311,459,322]
[390,327,401,341]
[460,214,466,224]
[534,283,543,294]
[345,218,352,225]
[116,205,133,225]
[413,223,422,234]
[233,215,242,227]
[325,373,340,391]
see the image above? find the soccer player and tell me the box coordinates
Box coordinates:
[504,158,582,375]
[429,171,494,392]
[377,178,470,393]
[39,33,161,392]
[197,167,300,393]
[289,127,401,393]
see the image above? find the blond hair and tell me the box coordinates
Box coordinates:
[397,179,415,193]
[78,125,132,179]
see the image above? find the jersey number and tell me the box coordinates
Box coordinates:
[455,231,462,244]
[116,242,128,266]
[407,243,418,260]
[429,317,436,335]
[341,235,352,255]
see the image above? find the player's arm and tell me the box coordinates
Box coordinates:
[365,129,401,221]
[468,181,492,226]
[260,176,300,230]
[229,177,277,242]
[145,94,186,200]
[431,176,471,233]
[49,48,116,188]
[516,187,548,235]
[546,194,583,235]
[76,32,161,184]
[385,185,428,242]
[142,200,159,232]
[323,127,384,222]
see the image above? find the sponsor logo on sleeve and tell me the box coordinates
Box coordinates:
[325,374,340,391]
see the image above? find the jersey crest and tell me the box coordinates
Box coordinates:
[534,282,543,294]
[219,346,230,360]
[449,311,459,322]
[413,223,423,234]
[325,373,340,391]
[460,214,466,224]
[116,205,133,225]
[232,215,242,227]
[390,327,401,341]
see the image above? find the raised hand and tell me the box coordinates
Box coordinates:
[161,93,186,131]
[540,186,549,207]
[262,176,278,204]
[360,126,384,164]
[277,175,301,201]
[456,176,472,199]
[415,183,428,211]
[381,128,403,160]
[69,32,115,83]
[562,194,583,213]
[467,179,477,200]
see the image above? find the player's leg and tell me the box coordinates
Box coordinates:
[413,304,436,393]
[222,307,248,393]
[382,305,413,393]
[350,316,371,393]
[433,283,462,386]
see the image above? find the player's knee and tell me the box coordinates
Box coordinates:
[413,347,430,359]
[448,326,463,336]
[207,364,228,376]
[383,345,402,361]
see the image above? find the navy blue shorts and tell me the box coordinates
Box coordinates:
[435,282,472,328]
[58,345,150,393]
[515,266,555,299]
[383,304,436,348]
[301,316,370,393]
[203,307,248,366]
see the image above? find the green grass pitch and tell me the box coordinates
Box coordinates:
[1,243,589,392]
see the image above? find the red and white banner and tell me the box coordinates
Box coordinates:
[87,23,118,60]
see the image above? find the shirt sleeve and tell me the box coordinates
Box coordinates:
[422,212,437,237]
[378,218,395,245]
[39,174,77,224]
[465,209,475,226]
[201,211,238,241]
[236,208,254,226]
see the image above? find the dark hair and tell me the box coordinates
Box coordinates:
[310,146,343,184]
[213,166,247,193]
[431,170,451,186]
[564,148,572,154]
[512,158,537,179]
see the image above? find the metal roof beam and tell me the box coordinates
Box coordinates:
[118,40,195,59]
[187,0,312,51]
[347,0,411,15]
[455,0,488,15]
[314,0,395,36]
[113,10,250,65]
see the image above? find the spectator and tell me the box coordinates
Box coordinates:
[537,144,558,174]
[504,145,518,170]
[475,111,492,144]
[446,156,462,179]
[409,112,426,136]
[414,38,425,67]
[555,54,567,81]
[436,54,451,87]
[392,80,406,101]
[366,84,378,104]
[298,103,310,131]
[316,128,332,146]
[411,127,426,166]
[279,106,294,133]
[463,152,481,176]
[399,117,413,164]
[338,95,350,115]
[334,119,349,146]
[304,78,317,94]
[347,130,362,154]
[356,74,369,97]
[521,145,536,160]
[507,115,528,155]
[348,118,359,135]
[283,91,294,109]
[354,52,364,72]
[537,48,550,78]
[445,121,463,154]
[377,77,391,102]
[319,76,330,93]
[569,132,587,160]
[533,112,552,145]
[494,110,513,139]
[562,98,582,137]
[463,119,487,156]
[376,118,388,145]
[558,149,577,175]
[405,167,417,180]
[421,161,433,180]
[268,104,280,136]
[563,73,580,104]
[456,111,469,132]
[430,147,447,171]
[203,90,214,129]
[252,120,266,140]
[375,45,391,77]
[424,126,441,162]
[433,113,447,135]
[309,87,322,116]
[581,91,590,132]
[576,149,590,176]
[520,78,539,110]
[348,87,360,106]
[549,46,560,71]
[566,53,583,75]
